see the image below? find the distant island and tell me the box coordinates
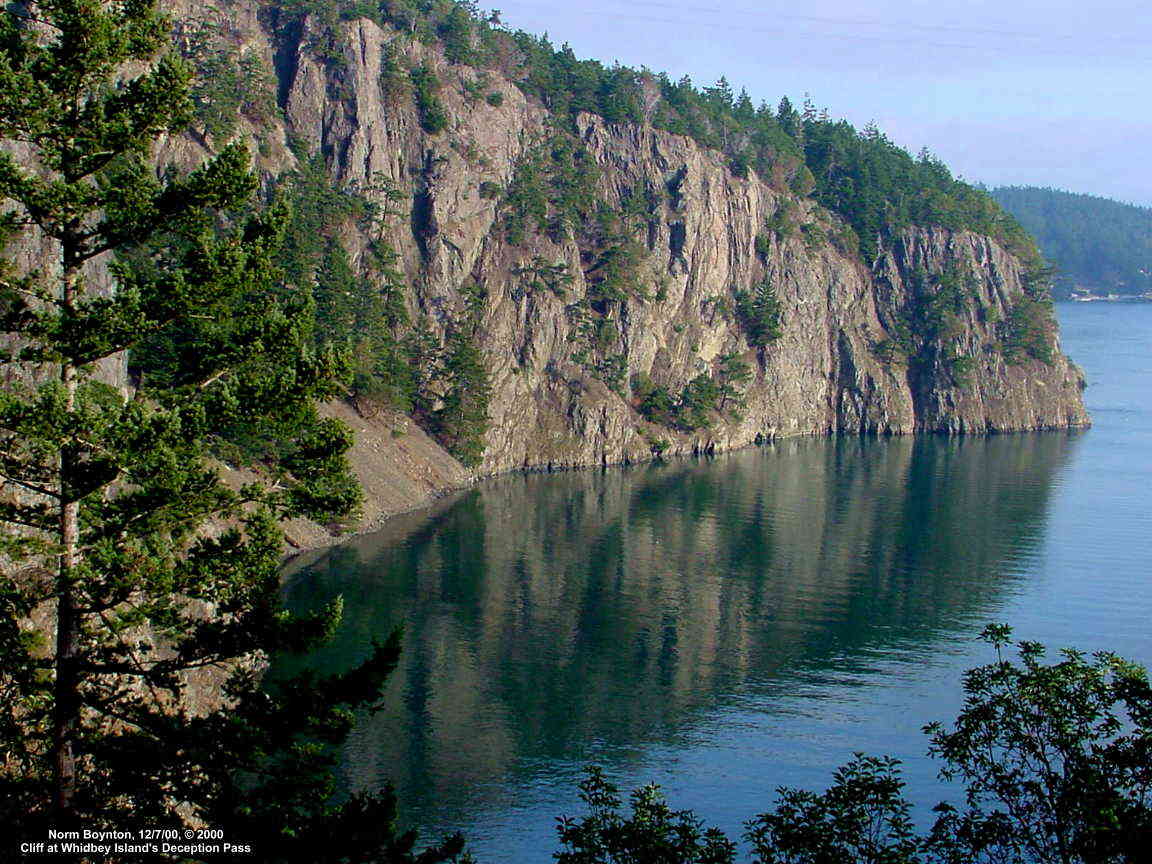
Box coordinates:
[991,186,1152,301]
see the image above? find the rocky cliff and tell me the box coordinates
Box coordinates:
[261,9,1087,478]
[10,1,1092,531]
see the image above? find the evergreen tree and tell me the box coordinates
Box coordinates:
[734,279,784,348]
[0,2,463,858]
[715,352,751,411]
[801,92,818,126]
[733,88,755,123]
[438,2,474,65]
[433,325,490,467]
[776,95,800,139]
[704,75,734,110]
[314,239,360,344]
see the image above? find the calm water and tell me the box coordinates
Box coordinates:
[282,301,1152,861]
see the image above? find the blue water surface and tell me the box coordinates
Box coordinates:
[283,301,1151,861]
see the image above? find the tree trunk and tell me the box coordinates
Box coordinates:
[52,237,81,820]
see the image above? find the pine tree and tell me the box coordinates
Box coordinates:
[733,88,755,123]
[433,325,490,467]
[734,279,784,349]
[0,2,464,859]
[314,239,360,345]
[776,95,799,138]
[715,352,751,412]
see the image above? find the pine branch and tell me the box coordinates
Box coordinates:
[0,471,60,500]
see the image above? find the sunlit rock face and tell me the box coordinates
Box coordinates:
[270,12,1087,474]
[4,2,1090,491]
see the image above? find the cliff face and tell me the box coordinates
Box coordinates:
[6,2,1090,502]
[268,12,1087,477]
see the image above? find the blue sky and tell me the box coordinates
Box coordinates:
[493,0,1152,205]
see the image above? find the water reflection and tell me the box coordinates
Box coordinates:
[281,432,1079,840]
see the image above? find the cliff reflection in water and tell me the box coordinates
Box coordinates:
[281,432,1078,833]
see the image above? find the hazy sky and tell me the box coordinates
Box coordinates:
[494,0,1152,205]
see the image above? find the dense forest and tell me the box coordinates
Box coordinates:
[992,186,1152,298]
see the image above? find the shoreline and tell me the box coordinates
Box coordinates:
[282,420,1092,561]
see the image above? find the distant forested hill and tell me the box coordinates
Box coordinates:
[991,186,1152,297]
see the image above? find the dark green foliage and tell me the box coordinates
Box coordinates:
[648,437,671,458]
[513,257,573,299]
[631,372,676,426]
[0,4,462,858]
[314,239,416,413]
[485,89,504,107]
[754,232,772,259]
[831,222,861,257]
[185,628,471,863]
[555,767,737,864]
[502,152,548,245]
[378,42,411,101]
[924,626,1152,864]
[459,71,489,104]
[1000,296,1056,366]
[437,2,474,64]
[402,317,444,417]
[553,629,1152,864]
[729,152,751,179]
[764,203,797,241]
[1021,261,1058,301]
[510,35,644,126]
[431,324,490,467]
[237,155,411,418]
[735,279,784,348]
[313,239,360,341]
[802,128,1035,265]
[274,157,416,414]
[179,17,277,142]
[716,353,752,412]
[588,240,647,305]
[501,131,600,245]
[800,221,827,250]
[632,360,746,432]
[676,374,722,431]
[876,264,979,385]
[620,182,661,231]
[568,301,629,392]
[279,153,369,288]
[992,186,1152,297]
[789,164,816,197]
[411,63,449,133]
[597,353,629,395]
[407,279,491,464]
[745,755,920,864]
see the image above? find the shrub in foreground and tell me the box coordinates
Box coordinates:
[554,626,1152,864]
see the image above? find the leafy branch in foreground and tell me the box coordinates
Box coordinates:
[554,627,1152,864]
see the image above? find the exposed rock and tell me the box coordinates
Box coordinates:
[281,402,473,550]
[271,13,1086,485]
[3,4,1090,545]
